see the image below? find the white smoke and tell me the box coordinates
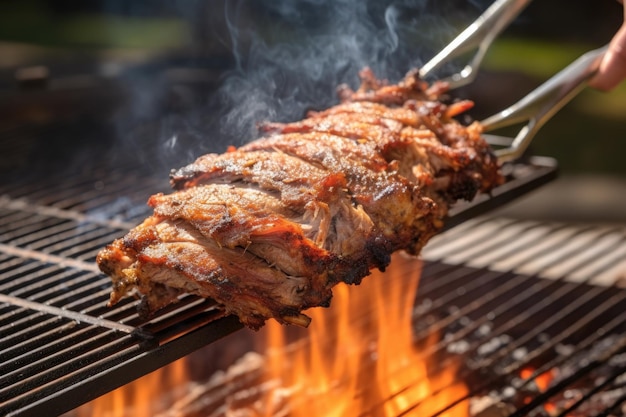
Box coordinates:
[116,0,490,168]
[210,0,477,147]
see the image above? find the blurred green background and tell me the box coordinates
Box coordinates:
[0,0,624,180]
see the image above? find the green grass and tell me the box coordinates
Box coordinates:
[479,38,626,175]
[483,38,590,78]
[0,3,190,49]
[482,37,626,119]
[0,7,622,175]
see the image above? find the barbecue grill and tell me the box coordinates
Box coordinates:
[2,1,625,416]
[0,113,558,416]
[1,117,625,416]
[151,221,626,417]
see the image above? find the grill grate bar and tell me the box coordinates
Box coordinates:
[0,223,244,417]
[584,247,626,286]
[0,214,71,245]
[398,284,626,411]
[40,175,162,213]
[474,284,613,369]
[0,310,62,352]
[364,222,626,416]
[1,168,163,226]
[0,261,61,293]
[553,363,626,417]
[2,334,145,414]
[14,274,108,307]
[508,335,626,417]
[414,225,608,341]
[0,325,125,393]
[418,266,516,319]
[383,289,625,416]
[3,262,96,298]
[420,226,625,355]
[0,296,243,416]
[0,196,136,231]
[0,293,136,333]
[511,305,626,396]
[13,223,101,251]
[2,316,243,417]
[596,394,626,417]
[498,288,626,375]
[422,217,523,261]
[0,318,108,375]
[0,243,99,272]
[5,166,131,200]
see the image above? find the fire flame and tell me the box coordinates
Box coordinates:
[520,366,556,413]
[71,357,189,417]
[259,253,469,416]
[69,254,469,416]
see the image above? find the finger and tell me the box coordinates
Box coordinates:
[589,24,626,90]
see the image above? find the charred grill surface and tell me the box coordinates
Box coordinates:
[97,68,503,330]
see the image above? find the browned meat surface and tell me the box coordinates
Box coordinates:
[97,68,503,330]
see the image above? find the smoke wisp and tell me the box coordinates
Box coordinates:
[117,0,489,169]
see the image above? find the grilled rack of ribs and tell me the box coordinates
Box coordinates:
[97,68,503,330]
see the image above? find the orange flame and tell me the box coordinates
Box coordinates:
[69,254,469,417]
[71,357,189,417]
[520,367,554,392]
[520,366,556,413]
[259,253,469,416]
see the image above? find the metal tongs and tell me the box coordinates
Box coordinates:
[419,0,608,162]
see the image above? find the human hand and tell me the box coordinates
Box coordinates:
[589,1,626,90]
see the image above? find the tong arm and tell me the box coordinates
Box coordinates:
[482,45,608,162]
[419,0,532,89]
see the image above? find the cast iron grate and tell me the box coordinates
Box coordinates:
[0,121,560,416]
[143,219,625,417]
[415,218,626,416]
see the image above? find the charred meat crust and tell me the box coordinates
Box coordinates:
[97,68,502,330]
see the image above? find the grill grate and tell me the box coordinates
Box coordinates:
[5,118,608,416]
[0,142,246,416]
[144,218,626,417]
[411,219,626,416]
